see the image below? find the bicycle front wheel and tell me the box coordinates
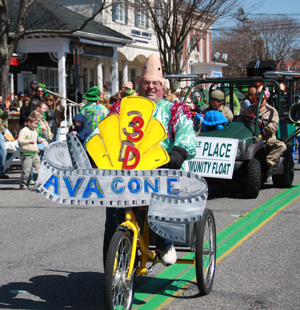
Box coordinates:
[104,230,135,310]
[195,208,216,296]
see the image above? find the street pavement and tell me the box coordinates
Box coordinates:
[1,164,300,309]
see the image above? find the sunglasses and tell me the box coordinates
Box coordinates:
[140,80,162,88]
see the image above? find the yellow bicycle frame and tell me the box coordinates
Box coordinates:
[118,208,195,281]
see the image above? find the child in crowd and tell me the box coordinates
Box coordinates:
[18,113,42,189]
[31,110,50,159]
[70,114,91,145]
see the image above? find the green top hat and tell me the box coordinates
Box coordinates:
[83,86,101,101]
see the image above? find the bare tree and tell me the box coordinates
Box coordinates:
[213,21,263,76]
[131,0,239,90]
[0,0,107,100]
[255,16,300,65]
[212,14,300,76]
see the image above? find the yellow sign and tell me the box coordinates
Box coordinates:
[86,96,170,170]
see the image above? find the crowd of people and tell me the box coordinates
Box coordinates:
[0,83,65,184]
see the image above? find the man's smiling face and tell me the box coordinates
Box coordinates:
[139,78,164,103]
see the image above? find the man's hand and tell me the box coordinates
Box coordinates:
[4,106,9,113]
[37,137,43,143]
[161,146,188,169]
[29,139,35,144]
[71,131,77,135]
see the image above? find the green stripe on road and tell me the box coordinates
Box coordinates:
[132,183,300,309]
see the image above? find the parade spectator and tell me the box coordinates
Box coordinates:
[67,84,82,103]
[240,86,257,113]
[105,54,196,266]
[35,102,53,143]
[203,90,233,121]
[165,93,178,102]
[115,91,122,101]
[26,80,37,99]
[104,95,118,111]
[190,89,207,113]
[10,91,24,111]
[124,89,137,97]
[163,88,171,99]
[80,86,109,132]
[19,96,31,128]
[44,95,57,143]
[242,85,287,171]
[178,87,192,103]
[55,96,65,142]
[97,93,109,106]
[29,86,45,112]
[29,110,49,160]
[70,114,91,145]
[18,113,41,189]
[119,81,133,98]
[99,93,111,111]
[0,104,9,179]
[174,88,181,99]
[103,83,109,94]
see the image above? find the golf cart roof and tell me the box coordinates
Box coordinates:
[263,71,300,79]
[163,74,199,81]
[185,76,280,86]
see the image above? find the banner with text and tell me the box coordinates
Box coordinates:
[187,137,239,179]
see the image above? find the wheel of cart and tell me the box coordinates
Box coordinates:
[195,208,216,295]
[104,206,216,310]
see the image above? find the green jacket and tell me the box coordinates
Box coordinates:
[0,108,9,134]
[153,99,196,160]
[0,108,8,120]
[225,93,241,115]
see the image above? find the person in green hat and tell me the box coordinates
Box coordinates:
[79,86,109,132]
[203,89,233,121]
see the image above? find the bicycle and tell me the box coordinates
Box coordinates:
[104,205,216,310]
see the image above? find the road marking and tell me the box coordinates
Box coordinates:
[132,182,300,309]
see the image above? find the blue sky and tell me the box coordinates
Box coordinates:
[250,0,300,16]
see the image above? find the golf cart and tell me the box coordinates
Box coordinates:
[183,76,299,199]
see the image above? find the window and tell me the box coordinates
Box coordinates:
[37,66,58,93]
[113,0,128,24]
[135,0,147,28]
[155,0,165,29]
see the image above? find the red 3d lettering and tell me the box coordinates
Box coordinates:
[122,145,141,169]
[126,116,144,142]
